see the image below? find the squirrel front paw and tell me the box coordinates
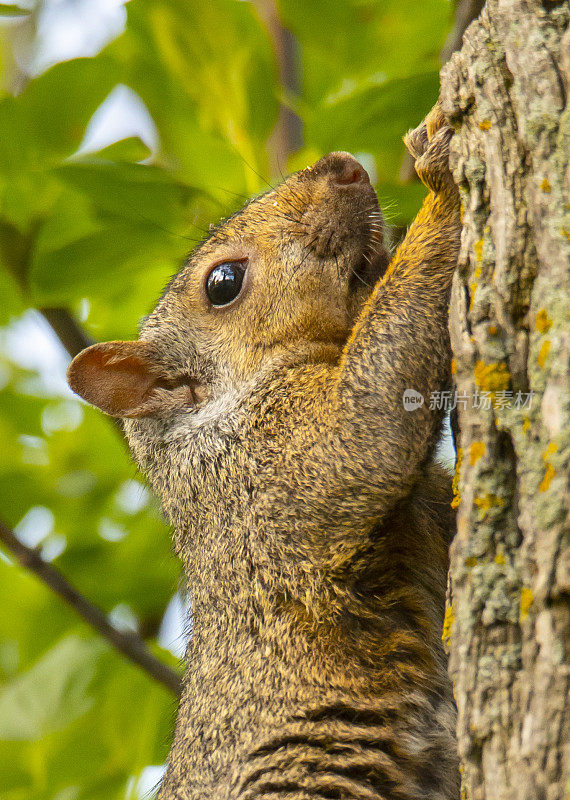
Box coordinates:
[404,104,455,196]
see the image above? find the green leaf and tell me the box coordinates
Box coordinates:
[279,0,450,103]
[54,161,198,228]
[30,162,205,306]
[0,268,25,323]
[0,57,120,169]
[0,626,173,799]
[31,186,100,256]
[0,4,30,16]
[306,71,440,176]
[0,560,81,672]
[0,222,28,320]
[0,741,30,795]
[108,0,279,193]
[85,136,152,163]
[30,222,185,305]
[0,636,103,740]
[0,163,62,230]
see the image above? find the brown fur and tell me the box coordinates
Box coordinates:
[68,107,461,799]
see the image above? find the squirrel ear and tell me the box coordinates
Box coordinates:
[67,340,168,418]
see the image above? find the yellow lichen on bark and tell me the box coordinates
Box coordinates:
[539,464,556,492]
[451,447,463,509]
[537,340,551,368]
[474,360,510,392]
[474,239,484,261]
[543,442,557,459]
[474,493,505,518]
[535,308,552,333]
[442,605,455,648]
[520,587,533,621]
[469,441,486,466]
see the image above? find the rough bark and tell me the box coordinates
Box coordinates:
[439,2,569,799]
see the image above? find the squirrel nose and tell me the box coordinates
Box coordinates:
[326,152,370,186]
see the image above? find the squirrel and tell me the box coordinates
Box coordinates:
[68,104,461,800]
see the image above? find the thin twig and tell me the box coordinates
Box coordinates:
[0,518,182,697]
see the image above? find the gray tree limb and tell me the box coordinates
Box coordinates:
[440,1,569,797]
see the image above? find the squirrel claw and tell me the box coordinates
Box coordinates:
[404,121,429,161]
[425,103,447,140]
[404,103,455,196]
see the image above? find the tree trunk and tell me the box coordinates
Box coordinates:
[439,2,569,799]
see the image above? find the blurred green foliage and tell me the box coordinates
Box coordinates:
[0,1,452,797]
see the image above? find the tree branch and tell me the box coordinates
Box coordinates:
[40,307,94,358]
[0,518,182,697]
[254,0,303,172]
[39,307,125,435]
[440,0,487,63]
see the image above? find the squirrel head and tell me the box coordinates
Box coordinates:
[68,152,388,422]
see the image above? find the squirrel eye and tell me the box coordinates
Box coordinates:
[205,261,247,307]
